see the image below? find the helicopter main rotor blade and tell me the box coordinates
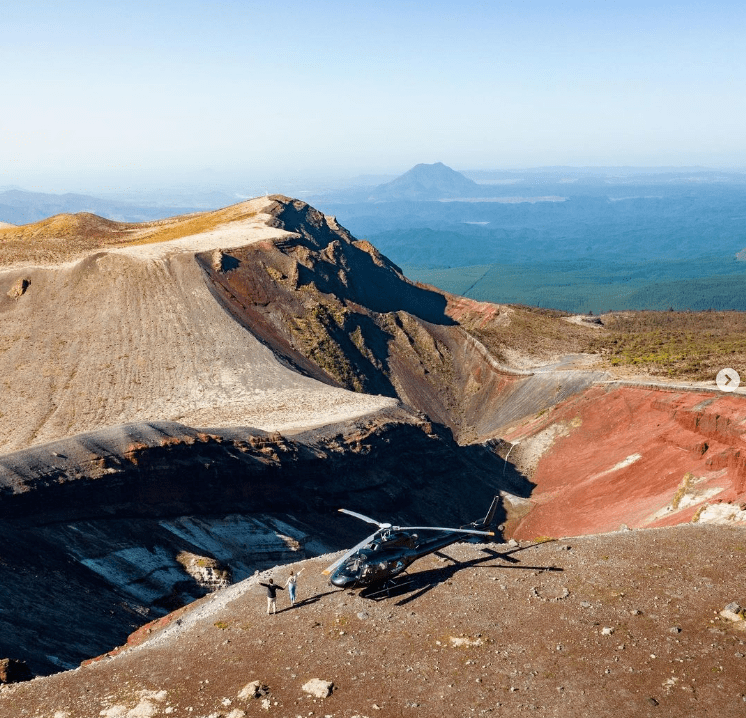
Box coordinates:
[322,529,381,576]
[393,526,495,536]
[338,508,391,529]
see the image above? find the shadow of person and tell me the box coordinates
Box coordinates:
[277,589,339,612]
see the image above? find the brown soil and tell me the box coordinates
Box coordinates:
[4,524,745,718]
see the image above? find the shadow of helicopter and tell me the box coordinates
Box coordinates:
[358,543,563,604]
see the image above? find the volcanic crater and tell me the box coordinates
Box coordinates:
[1,195,745,716]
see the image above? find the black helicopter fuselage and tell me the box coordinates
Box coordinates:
[324,497,499,590]
[329,529,473,589]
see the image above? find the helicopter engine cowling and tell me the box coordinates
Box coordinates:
[329,555,408,588]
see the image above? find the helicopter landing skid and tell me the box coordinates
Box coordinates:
[361,575,414,600]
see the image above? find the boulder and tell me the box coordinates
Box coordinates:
[301,678,334,698]
[7,277,30,300]
[0,658,33,683]
[237,680,269,699]
[720,602,744,622]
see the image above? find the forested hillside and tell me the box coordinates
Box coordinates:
[316,170,746,312]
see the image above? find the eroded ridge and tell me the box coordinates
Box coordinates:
[0,197,397,453]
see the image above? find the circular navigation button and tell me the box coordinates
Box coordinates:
[716,368,740,392]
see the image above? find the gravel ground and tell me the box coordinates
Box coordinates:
[4,523,745,718]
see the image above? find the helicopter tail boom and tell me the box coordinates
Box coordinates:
[462,495,500,531]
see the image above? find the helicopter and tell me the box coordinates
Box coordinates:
[323,496,500,590]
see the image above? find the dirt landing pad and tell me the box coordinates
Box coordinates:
[3,525,745,718]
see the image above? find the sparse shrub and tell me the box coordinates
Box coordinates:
[587,310,746,380]
[671,473,694,510]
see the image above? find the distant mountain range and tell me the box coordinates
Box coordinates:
[0,165,486,223]
[368,162,482,201]
[0,189,205,225]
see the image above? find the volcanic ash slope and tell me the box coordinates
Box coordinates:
[0,196,396,454]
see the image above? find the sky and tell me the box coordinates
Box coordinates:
[2,0,746,191]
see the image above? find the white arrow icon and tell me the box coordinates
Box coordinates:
[716,368,740,392]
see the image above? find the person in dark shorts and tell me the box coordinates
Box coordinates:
[259,577,284,614]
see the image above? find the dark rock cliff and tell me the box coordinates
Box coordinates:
[198,197,535,442]
[0,409,531,676]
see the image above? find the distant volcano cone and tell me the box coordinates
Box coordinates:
[369,162,480,200]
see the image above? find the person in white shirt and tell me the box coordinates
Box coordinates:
[285,568,305,607]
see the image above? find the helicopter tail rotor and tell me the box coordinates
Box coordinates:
[460,495,501,532]
[478,496,501,529]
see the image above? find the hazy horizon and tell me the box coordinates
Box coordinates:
[4,162,746,200]
[4,0,746,193]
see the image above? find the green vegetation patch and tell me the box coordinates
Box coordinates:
[590,311,746,380]
[459,303,589,365]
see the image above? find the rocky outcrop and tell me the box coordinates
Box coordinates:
[0,659,32,684]
[175,552,232,591]
[198,197,574,442]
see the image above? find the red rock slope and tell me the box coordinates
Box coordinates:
[503,384,746,539]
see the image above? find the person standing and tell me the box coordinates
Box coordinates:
[259,577,284,614]
[285,568,305,606]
